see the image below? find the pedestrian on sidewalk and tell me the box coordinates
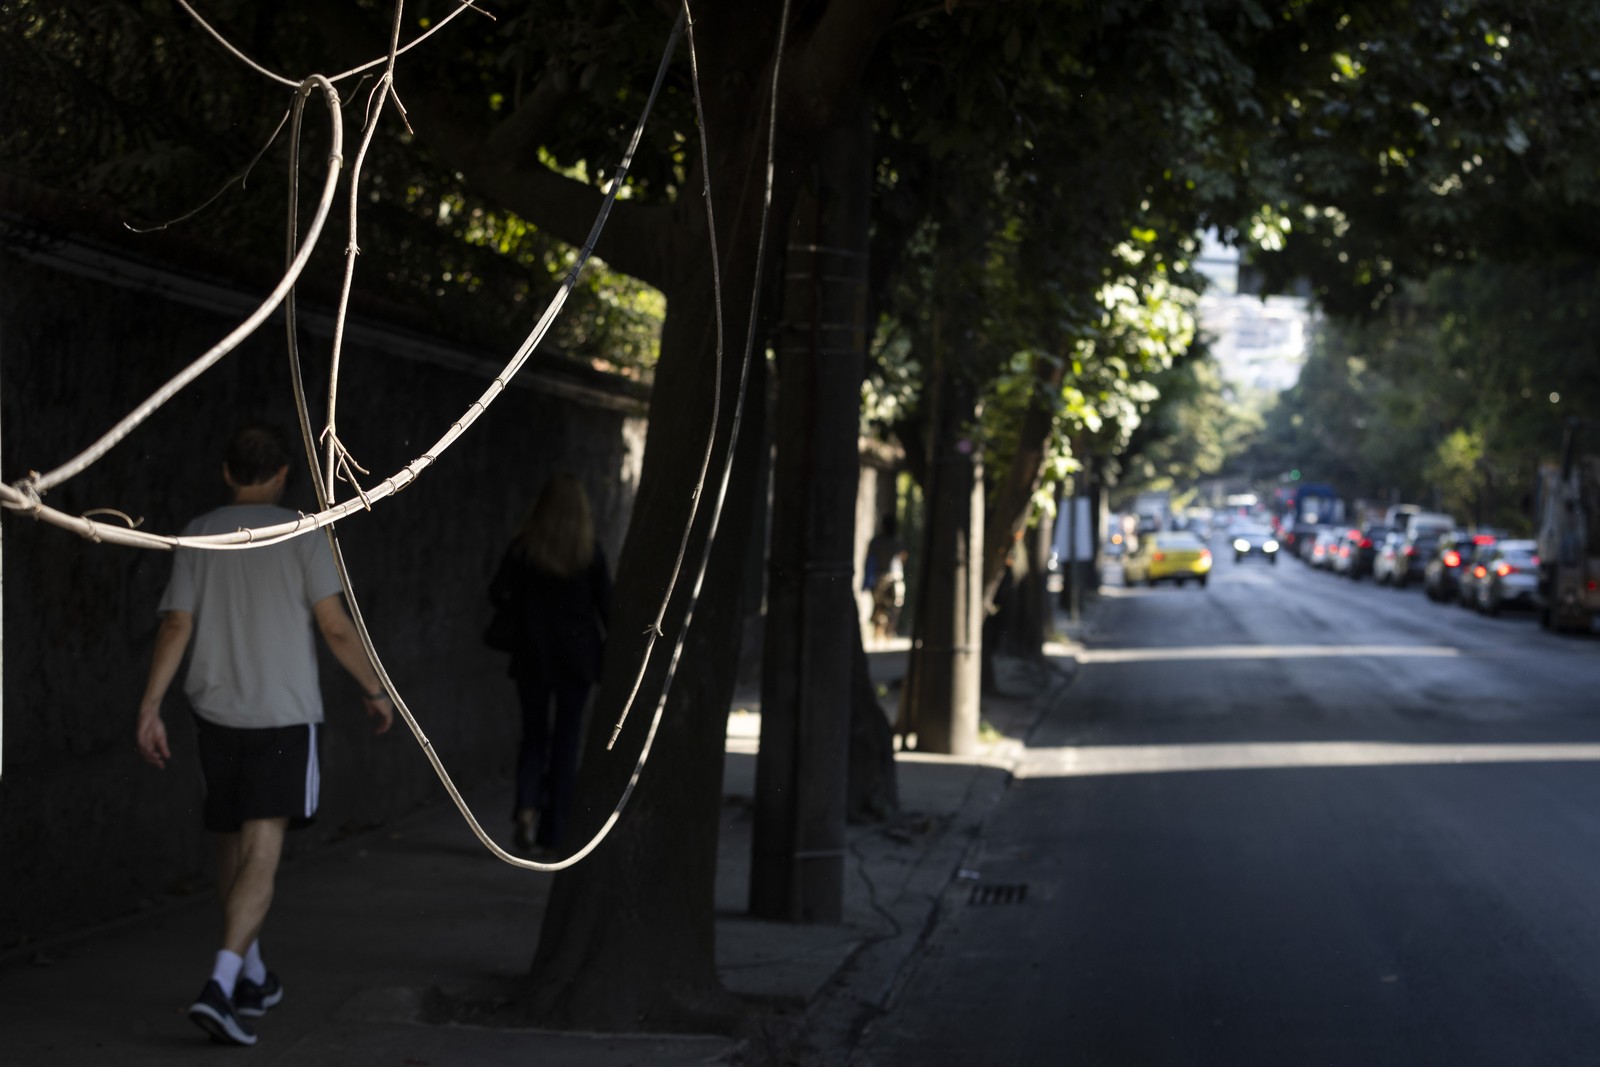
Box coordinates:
[864,513,908,643]
[488,473,611,856]
[135,422,394,1047]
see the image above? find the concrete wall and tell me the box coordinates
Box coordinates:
[0,235,645,948]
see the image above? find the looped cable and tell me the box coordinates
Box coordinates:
[79,508,143,528]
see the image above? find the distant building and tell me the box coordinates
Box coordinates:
[1194,232,1309,393]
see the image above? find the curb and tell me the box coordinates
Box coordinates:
[790,649,1085,1066]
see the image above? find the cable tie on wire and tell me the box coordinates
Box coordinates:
[13,473,45,514]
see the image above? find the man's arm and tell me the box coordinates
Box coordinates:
[312,595,393,734]
[136,610,194,769]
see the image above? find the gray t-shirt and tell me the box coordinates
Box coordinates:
[158,504,343,729]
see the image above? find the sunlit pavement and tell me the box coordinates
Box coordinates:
[856,550,1600,1067]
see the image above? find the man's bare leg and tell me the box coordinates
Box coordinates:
[219,817,288,955]
[189,818,285,1043]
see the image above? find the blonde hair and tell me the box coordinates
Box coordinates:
[514,474,595,576]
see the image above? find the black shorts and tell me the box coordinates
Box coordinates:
[193,716,321,833]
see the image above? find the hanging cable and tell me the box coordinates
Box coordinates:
[23,76,343,496]
[601,0,790,755]
[3,14,685,551]
[284,5,694,872]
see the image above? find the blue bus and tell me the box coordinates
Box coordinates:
[1272,483,1344,554]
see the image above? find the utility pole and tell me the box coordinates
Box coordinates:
[750,109,870,923]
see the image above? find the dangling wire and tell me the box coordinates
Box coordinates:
[284,6,694,872]
[1,0,796,875]
[603,0,791,750]
[22,77,344,496]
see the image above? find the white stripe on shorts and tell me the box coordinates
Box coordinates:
[304,723,321,818]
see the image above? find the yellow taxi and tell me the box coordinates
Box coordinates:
[1123,531,1213,588]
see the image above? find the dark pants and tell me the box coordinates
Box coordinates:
[513,667,591,850]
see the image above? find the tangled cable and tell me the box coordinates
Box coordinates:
[1,0,793,874]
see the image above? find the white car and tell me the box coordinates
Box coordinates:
[1372,531,1406,584]
[1474,540,1540,614]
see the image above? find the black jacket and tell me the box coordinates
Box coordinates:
[488,543,611,682]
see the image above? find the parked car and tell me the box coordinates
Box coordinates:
[1293,523,1325,562]
[1308,528,1343,569]
[1373,530,1404,584]
[1424,531,1488,602]
[1404,511,1457,538]
[1123,531,1213,588]
[1455,539,1503,609]
[1230,523,1280,564]
[1474,540,1540,615]
[1376,531,1440,588]
[1333,524,1390,579]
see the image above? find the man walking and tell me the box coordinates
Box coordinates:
[135,422,393,1046]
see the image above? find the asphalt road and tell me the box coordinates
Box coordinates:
[856,547,1600,1066]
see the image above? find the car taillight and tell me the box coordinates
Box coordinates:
[1473,565,1488,578]
[1495,563,1515,577]
[1443,550,1461,567]
[1200,549,1212,560]
[1472,534,1495,544]
[1359,538,1373,549]
[1404,546,1416,557]
[1340,546,1350,557]
[1348,528,1361,540]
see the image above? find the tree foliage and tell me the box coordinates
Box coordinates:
[1234,0,1600,314]
[1,0,666,371]
[1242,256,1600,527]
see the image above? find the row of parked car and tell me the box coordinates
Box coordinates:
[1296,518,1540,615]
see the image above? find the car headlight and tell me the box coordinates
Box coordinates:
[1264,540,1279,552]
[1233,539,1249,552]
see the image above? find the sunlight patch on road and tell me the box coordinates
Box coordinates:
[1021,741,1600,779]
[1077,644,1461,664]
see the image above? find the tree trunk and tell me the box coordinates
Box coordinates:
[898,350,983,756]
[982,354,1064,608]
[392,0,905,1031]
[750,108,871,923]
[1010,517,1052,655]
[847,627,898,822]
[526,66,795,1033]
[527,282,771,1032]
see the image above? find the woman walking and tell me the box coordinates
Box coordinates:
[489,474,611,855]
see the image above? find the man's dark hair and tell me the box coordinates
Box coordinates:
[225,422,292,486]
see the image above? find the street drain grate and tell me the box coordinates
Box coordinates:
[968,883,1028,905]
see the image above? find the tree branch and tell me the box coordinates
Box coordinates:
[309,0,673,287]
[405,87,674,289]
[782,0,901,132]
[982,354,1065,607]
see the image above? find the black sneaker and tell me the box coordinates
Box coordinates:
[234,971,284,1018]
[188,980,257,1046]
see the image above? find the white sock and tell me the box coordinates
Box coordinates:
[211,949,244,999]
[243,940,267,985]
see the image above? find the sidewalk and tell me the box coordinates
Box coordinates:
[0,632,1084,1066]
